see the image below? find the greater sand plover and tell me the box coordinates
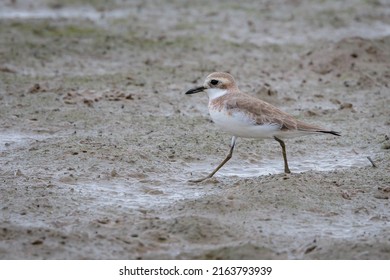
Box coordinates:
[186,72,340,183]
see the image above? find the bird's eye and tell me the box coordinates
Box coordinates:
[210,79,219,85]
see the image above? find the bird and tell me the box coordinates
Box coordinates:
[185,72,340,183]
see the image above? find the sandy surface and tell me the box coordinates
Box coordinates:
[1,0,389,259]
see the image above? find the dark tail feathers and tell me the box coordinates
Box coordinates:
[317,130,341,136]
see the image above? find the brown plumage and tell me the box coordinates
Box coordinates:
[185,72,340,182]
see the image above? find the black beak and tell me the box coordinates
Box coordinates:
[185,86,206,95]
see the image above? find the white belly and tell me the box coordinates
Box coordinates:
[209,108,280,138]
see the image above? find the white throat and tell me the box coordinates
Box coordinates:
[206,88,227,100]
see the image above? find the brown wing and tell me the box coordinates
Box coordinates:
[225,93,324,132]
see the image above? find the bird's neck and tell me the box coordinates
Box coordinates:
[206,88,228,100]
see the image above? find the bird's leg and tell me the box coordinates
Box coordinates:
[190,136,237,183]
[274,136,291,174]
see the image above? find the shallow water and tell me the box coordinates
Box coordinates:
[190,147,373,178]
[78,149,374,216]
[0,129,375,217]
[0,131,371,215]
[83,181,208,211]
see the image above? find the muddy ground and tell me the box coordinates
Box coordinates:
[0,0,389,259]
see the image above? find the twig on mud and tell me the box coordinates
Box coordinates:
[367,156,377,168]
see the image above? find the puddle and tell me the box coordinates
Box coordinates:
[1,130,374,212]
[95,147,374,212]
[81,181,209,211]
[190,147,374,178]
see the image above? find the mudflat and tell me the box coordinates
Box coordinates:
[0,0,389,259]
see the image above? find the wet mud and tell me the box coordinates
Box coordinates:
[0,0,389,259]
